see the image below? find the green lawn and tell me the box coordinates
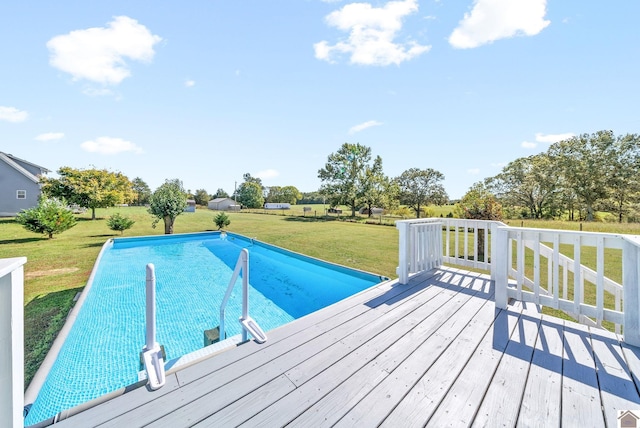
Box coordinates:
[2,206,639,388]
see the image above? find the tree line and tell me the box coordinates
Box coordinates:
[317,142,448,218]
[483,130,640,222]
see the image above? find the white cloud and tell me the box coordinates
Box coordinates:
[35,132,64,142]
[449,0,550,49]
[255,169,280,180]
[521,141,537,149]
[349,120,383,134]
[467,168,481,175]
[80,137,143,154]
[83,87,115,97]
[0,106,28,122]
[47,16,162,85]
[314,0,431,66]
[535,132,574,144]
[185,79,195,87]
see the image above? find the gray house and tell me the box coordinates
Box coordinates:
[0,152,50,217]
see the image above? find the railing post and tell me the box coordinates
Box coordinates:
[396,221,410,284]
[0,257,27,428]
[495,227,509,309]
[490,222,498,281]
[623,239,640,346]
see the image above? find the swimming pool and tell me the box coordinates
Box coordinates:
[24,232,386,426]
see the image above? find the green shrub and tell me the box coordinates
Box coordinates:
[107,213,136,234]
[214,212,231,230]
[16,198,77,239]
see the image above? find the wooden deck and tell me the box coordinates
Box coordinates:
[55,267,640,427]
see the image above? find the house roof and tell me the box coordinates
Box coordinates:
[0,152,49,184]
[210,197,234,203]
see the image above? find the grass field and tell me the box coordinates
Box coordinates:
[2,205,640,388]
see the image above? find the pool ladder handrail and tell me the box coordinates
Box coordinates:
[219,248,267,343]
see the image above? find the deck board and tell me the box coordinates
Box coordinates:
[561,322,605,427]
[516,315,564,427]
[51,266,640,428]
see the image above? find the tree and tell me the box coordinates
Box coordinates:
[107,213,135,235]
[488,154,560,219]
[455,182,502,262]
[148,179,187,234]
[236,181,264,208]
[16,198,77,239]
[548,131,616,221]
[266,185,302,204]
[193,189,210,206]
[131,177,151,206]
[395,168,448,218]
[455,182,503,221]
[359,156,395,217]
[318,143,385,216]
[41,167,134,220]
[214,212,231,230]
[606,133,640,222]
[213,188,229,199]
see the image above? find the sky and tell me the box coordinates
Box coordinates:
[1,1,639,200]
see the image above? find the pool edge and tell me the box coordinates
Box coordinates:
[24,238,114,407]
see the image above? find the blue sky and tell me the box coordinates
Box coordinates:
[1,1,639,199]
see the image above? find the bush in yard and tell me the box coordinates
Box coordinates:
[214,212,231,230]
[16,198,77,239]
[107,213,136,235]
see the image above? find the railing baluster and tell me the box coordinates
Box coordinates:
[533,233,540,304]
[516,230,524,301]
[573,235,582,315]
[596,236,605,326]
[553,235,560,306]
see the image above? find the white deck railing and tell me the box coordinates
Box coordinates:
[0,257,26,428]
[396,218,640,346]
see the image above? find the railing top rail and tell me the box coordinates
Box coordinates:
[497,225,632,241]
[396,218,507,227]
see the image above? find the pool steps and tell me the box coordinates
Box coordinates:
[218,248,268,345]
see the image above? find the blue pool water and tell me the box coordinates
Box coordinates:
[25,232,385,425]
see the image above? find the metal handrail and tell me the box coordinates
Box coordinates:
[219,248,267,343]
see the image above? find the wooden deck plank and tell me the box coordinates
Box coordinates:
[237,275,481,427]
[471,310,541,427]
[621,342,640,399]
[292,277,495,427]
[171,375,296,428]
[287,276,493,427]
[403,304,524,427]
[561,322,605,427]
[334,291,497,428]
[516,315,564,427]
[588,327,640,426]
[54,374,181,427]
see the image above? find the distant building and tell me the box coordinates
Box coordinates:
[264,203,291,210]
[208,198,240,211]
[0,152,50,216]
[184,199,196,212]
